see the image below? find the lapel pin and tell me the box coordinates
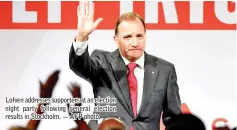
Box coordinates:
[152,71,154,74]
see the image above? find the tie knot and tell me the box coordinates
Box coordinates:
[127,63,137,71]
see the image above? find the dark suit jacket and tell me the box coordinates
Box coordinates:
[69,46,181,130]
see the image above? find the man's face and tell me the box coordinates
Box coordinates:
[114,18,146,62]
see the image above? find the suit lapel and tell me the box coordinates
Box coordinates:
[138,52,159,115]
[109,49,133,117]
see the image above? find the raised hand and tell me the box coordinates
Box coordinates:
[76,1,103,42]
[39,70,60,98]
[25,70,60,130]
[67,82,91,130]
[67,82,82,106]
[68,82,81,98]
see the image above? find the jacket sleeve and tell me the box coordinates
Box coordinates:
[69,44,103,84]
[162,64,182,127]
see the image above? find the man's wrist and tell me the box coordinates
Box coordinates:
[75,35,89,42]
[72,38,88,56]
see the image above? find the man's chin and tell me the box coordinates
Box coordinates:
[128,54,143,61]
[128,49,143,54]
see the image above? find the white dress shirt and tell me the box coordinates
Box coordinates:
[73,41,145,123]
[120,52,144,114]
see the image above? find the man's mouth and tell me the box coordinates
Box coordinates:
[129,49,142,51]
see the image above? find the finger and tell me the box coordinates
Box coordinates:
[45,70,60,88]
[93,18,103,29]
[88,2,94,20]
[79,0,85,16]
[72,86,80,91]
[83,0,86,15]
[77,5,80,19]
[53,69,60,76]
[72,88,80,98]
[39,80,45,98]
[46,70,60,82]
[85,0,89,17]
[77,5,84,24]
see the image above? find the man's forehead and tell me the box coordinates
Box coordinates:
[118,31,145,36]
[116,19,146,36]
[119,19,142,28]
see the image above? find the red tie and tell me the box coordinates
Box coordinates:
[127,63,138,130]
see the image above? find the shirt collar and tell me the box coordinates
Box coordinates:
[121,53,145,69]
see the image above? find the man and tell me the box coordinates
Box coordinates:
[69,1,181,130]
[98,118,126,130]
[165,114,206,130]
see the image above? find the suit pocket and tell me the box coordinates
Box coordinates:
[151,88,165,96]
[148,88,165,115]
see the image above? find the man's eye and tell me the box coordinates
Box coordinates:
[137,35,143,37]
[124,36,131,39]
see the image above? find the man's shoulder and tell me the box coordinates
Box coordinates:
[92,49,111,53]
[91,49,113,57]
[147,53,175,69]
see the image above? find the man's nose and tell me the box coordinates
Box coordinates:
[131,38,139,47]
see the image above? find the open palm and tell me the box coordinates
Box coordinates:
[77,1,103,41]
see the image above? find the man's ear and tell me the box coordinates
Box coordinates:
[114,35,119,47]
